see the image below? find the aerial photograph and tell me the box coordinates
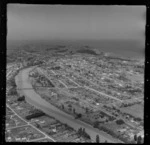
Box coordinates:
[6,4,145,143]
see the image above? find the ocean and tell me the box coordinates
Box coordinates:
[7,39,145,60]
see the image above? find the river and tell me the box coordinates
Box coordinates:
[15,67,122,143]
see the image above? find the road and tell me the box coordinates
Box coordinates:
[51,69,143,103]
[43,68,138,130]
[51,69,122,102]
[15,66,122,143]
[29,137,50,142]
[37,67,68,88]
[6,104,56,142]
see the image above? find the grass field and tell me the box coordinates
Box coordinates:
[120,104,144,119]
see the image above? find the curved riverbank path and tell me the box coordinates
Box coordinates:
[15,66,122,143]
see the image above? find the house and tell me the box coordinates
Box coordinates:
[128,132,134,139]
[7,137,12,141]
[16,138,21,141]
[137,130,144,138]
[117,128,126,133]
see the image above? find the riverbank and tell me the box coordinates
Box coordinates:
[15,67,122,143]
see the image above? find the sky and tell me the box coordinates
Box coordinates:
[7,4,146,44]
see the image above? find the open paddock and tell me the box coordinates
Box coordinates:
[119,104,144,119]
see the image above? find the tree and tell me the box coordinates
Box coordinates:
[78,128,91,139]
[73,108,76,114]
[69,107,72,111]
[68,104,72,108]
[64,123,68,128]
[96,135,100,143]
[116,119,125,125]
[78,127,82,135]
[17,96,25,102]
[85,107,88,113]
[8,88,17,96]
[9,79,16,87]
[137,136,142,144]
[93,121,99,128]
[82,128,85,134]
[35,122,41,129]
[62,104,64,109]
[75,113,82,119]
[134,117,142,122]
[68,104,72,111]
[134,134,137,142]
[83,129,91,139]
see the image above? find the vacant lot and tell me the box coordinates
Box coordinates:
[120,104,144,119]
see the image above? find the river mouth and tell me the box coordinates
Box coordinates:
[15,67,122,143]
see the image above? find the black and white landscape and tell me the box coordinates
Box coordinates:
[6,4,145,143]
